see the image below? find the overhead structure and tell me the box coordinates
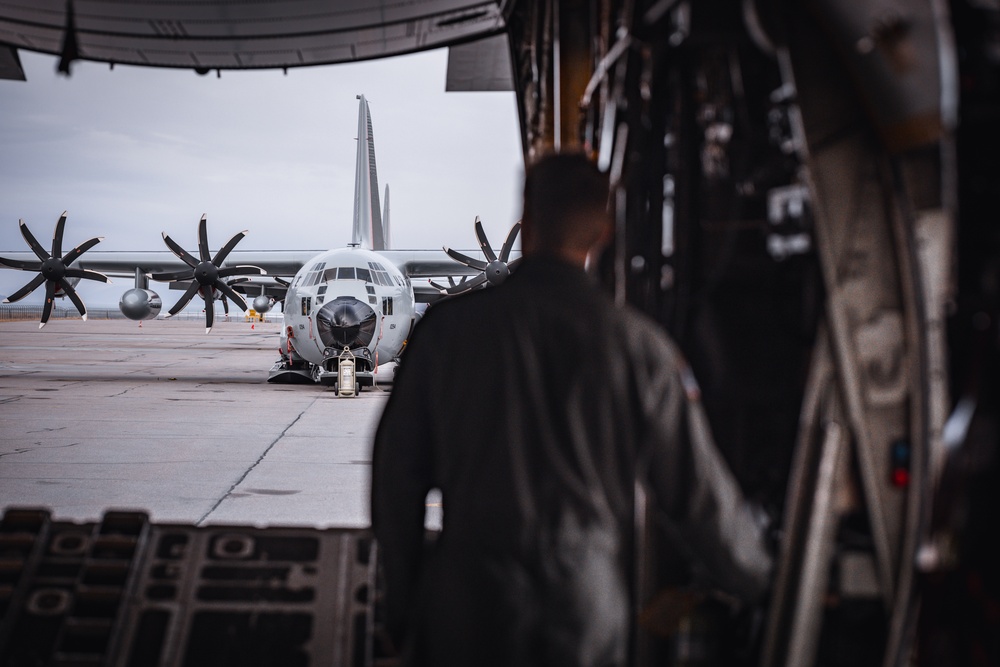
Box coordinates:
[0,0,511,78]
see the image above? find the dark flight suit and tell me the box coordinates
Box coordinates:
[371,257,772,666]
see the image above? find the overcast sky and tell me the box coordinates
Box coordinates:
[0,49,524,306]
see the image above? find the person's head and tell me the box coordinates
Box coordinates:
[521,152,612,267]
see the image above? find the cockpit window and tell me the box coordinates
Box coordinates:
[368,261,393,286]
[310,263,394,284]
[302,262,326,287]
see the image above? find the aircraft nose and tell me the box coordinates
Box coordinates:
[316,296,377,350]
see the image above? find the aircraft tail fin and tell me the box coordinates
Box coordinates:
[352,95,387,251]
[382,184,391,249]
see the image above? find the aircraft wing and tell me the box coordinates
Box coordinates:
[0,248,515,279]
[380,248,522,303]
[65,250,319,278]
[378,249,491,278]
[1,247,518,307]
[0,250,318,278]
[0,1,509,79]
[1,248,515,280]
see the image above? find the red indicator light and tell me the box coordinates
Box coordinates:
[890,440,911,488]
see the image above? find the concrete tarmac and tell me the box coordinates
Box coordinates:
[0,317,392,528]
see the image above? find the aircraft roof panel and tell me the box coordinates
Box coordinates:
[0,0,509,73]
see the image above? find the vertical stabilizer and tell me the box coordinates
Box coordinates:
[352,95,385,250]
[382,184,391,249]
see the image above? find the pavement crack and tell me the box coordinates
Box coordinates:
[0,441,82,459]
[196,398,317,525]
[110,384,145,398]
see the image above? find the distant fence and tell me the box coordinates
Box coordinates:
[0,305,125,322]
[0,305,276,323]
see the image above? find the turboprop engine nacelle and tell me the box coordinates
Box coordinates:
[252,294,273,314]
[119,288,162,321]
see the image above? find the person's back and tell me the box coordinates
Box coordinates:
[371,153,772,666]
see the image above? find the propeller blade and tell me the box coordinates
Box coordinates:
[275,277,290,287]
[507,257,523,272]
[430,276,467,291]
[151,269,195,282]
[499,222,521,262]
[62,237,103,266]
[166,281,200,317]
[213,230,247,266]
[443,272,487,295]
[221,295,230,315]
[40,281,56,328]
[0,256,42,271]
[204,292,215,333]
[444,247,488,271]
[64,268,111,284]
[218,265,265,278]
[3,273,46,303]
[162,233,200,268]
[474,217,498,263]
[59,279,87,320]
[215,280,248,311]
[52,212,67,259]
[198,215,211,263]
[19,220,50,261]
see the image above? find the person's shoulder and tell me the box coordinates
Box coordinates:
[411,287,495,341]
[423,286,493,320]
[617,304,685,361]
[618,302,671,343]
[616,305,703,398]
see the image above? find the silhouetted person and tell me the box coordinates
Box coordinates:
[371,152,771,666]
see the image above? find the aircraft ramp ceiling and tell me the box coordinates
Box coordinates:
[0,0,510,77]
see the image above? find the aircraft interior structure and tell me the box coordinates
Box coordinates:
[505,2,994,665]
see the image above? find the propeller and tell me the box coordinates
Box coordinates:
[437,217,521,296]
[429,275,471,293]
[151,214,265,333]
[274,277,290,306]
[0,212,110,328]
[220,277,252,315]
